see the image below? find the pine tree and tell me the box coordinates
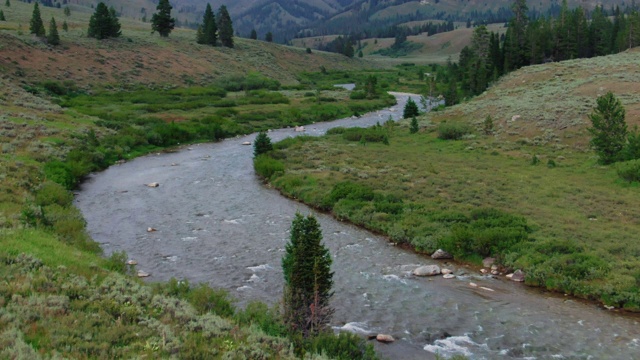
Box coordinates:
[589,6,612,57]
[250,29,257,40]
[5,0,9,7]
[196,3,216,45]
[217,5,233,48]
[253,131,273,157]
[64,6,70,16]
[30,2,46,37]
[410,117,419,134]
[62,20,68,32]
[0,10,5,21]
[88,3,120,39]
[588,92,627,164]
[47,17,60,45]
[282,213,333,338]
[343,40,354,57]
[265,31,273,42]
[151,0,175,37]
[503,0,529,71]
[403,97,420,119]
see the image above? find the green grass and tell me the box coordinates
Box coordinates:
[260,123,640,310]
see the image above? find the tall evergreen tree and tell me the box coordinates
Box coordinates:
[216,5,233,48]
[196,3,216,45]
[503,0,529,71]
[47,17,60,45]
[589,6,612,57]
[5,0,9,7]
[30,2,46,37]
[250,29,257,40]
[151,0,175,37]
[88,3,120,39]
[282,213,333,337]
[265,31,273,42]
[0,10,5,21]
[588,92,627,164]
[64,5,70,16]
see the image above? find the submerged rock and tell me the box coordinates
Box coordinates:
[431,249,453,259]
[413,265,441,276]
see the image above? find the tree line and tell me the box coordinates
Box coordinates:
[451,0,640,102]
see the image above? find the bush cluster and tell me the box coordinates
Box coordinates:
[437,121,472,140]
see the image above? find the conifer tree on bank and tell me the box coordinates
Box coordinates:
[0,10,5,21]
[30,2,46,37]
[48,17,60,45]
[196,3,216,45]
[403,97,420,119]
[88,2,121,39]
[250,29,257,40]
[282,213,334,337]
[151,0,175,37]
[265,31,273,42]
[216,5,233,48]
[253,131,273,157]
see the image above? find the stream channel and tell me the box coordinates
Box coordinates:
[75,92,639,359]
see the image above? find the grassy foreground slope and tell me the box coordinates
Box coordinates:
[258,48,640,310]
[0,3,385,358]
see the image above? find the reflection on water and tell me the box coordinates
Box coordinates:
[76,94,640,359]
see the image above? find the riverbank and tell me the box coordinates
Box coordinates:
[257,118,640,311]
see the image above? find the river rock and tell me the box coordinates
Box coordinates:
[147,227,157,232]
[441,268,453,275]
[431,249,453,259]
[137,270,150,278]
[443,274,455,279]
[242,141,251,145]
[482,257,495,267]
[480,268,489,274]
[376,334,395,343]
[510,270,525,282]
[146,182,160,187]
[294,126,305,132]
[413,265,441,276]
[126,260,138,265]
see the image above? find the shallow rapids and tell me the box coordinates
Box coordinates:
[75,93,640,359]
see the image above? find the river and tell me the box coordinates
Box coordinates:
[75,93,639,359]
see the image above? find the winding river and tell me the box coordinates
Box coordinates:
[75,93,640,359]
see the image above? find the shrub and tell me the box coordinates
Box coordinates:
[235,301,287,337]
[616,159,640,182]
[187,284,235,317]
[437,122,472,140]
[254,155,284,180]
[349,91,366,100]
[35,181,73,207]
[327,181,375,205]
[307,332,378,360]
[104,251,129,274]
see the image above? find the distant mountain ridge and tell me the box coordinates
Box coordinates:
[64,0,627,41]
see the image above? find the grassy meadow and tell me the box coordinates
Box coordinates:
[0,2,404,358]
[257,48,640,310]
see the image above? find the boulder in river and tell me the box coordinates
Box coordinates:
[431,249,453,259]
[443,274,456,279]
[441,268,453,275]
[137,270,150,278]
[147,227,157,232]
[510,270,525,282]
[242,141,251,145]
[146,182,160,188]
[376,334,395,343]
[413,265,441,276]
